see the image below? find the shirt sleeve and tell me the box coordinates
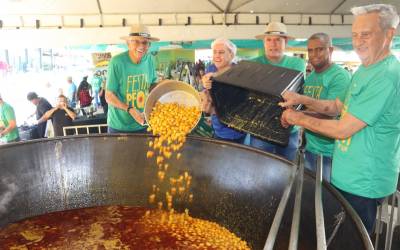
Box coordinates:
[37,100,53,116]
[106,58,120,93]
[325,71,351,102]
[348,76,396,126]
[205,64,217,74]
[4,106,16,122]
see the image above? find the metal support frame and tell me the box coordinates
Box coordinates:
[63,124,107,136]
[385,194,396,250]
[263,151,330,250]
[288,150,304,250]
[315,155,327,250]
[376,191,399,250]
[263,165,297,250]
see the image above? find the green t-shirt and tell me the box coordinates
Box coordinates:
[0,102,19,142]
[106,51,157,131]
[91,76,103,91]
[304,64,351,156]
[251,54,306,73]
[332,55,400,198]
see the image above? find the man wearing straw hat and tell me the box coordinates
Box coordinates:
[105,24,159,133]
[250,22,306,161]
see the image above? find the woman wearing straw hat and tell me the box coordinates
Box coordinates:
[105,24,159,133]
[250,22,306,161]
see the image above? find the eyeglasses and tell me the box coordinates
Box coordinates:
[128,40,151,47]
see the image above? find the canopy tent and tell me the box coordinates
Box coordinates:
[1,0,400,48]
[67,36,400,52]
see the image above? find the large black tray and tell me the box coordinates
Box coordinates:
[211,61,304,146]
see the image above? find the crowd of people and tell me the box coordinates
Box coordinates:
[0,3,399,238]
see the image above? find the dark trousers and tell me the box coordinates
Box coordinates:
[99,88,108,116]
[335,186,384,234]
[304,151,332,183]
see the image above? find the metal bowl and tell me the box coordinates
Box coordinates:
[144,80,201,130]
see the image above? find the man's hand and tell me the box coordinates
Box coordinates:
[61,102,67,110]
[281,109,304,128]
[279,91,303,108]
[129,108,145,125]
[57,103,67,110]
[201,73,214,90]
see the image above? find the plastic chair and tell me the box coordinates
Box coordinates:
[375,190,400,250]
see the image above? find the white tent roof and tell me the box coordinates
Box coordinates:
[3,0,400,15]
[1,0,399,47]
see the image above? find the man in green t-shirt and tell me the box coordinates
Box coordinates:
[303,33,351,182]
[279,4,400,234]
[0,93,20,143]
[105,24,159,133]
[250,22,306,161]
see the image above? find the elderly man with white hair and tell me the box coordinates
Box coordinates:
[105,24,159,133]
[280,4,400,234]
[201,38,246,143]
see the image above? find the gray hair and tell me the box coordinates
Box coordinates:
[308,33,332,47]
[211,38,237,56]
[351,4,399,30]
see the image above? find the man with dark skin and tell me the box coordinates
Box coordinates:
[302,33,351,182]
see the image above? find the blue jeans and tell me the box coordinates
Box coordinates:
[304,151,332,183]
[335,187,384,234]
[213,134,246,144]
[93,89,100,107]
[108,127,147,134]
[249,130,299,161]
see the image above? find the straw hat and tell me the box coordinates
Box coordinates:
[255,22,294,40]
[120,24,160,41]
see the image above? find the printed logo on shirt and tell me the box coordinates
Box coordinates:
[126,74,150,109]
[304,85,323,99]
[337,103,351,152]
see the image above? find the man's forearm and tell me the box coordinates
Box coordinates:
[297,114,346,139]
[0,121,16,137]
[300,95,341,116]
[105,90,129,111]
[37,114,48,124]
[38,108,56,123]
[65,108,76,120]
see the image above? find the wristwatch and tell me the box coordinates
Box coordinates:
[127,106,133,113]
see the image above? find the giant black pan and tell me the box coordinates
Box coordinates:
[0,135,372,249]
